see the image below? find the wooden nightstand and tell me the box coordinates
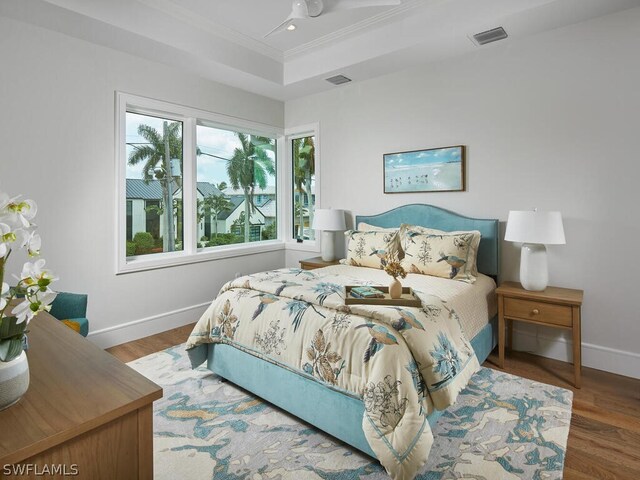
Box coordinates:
[299,256,341,270]
[496,281,584,388]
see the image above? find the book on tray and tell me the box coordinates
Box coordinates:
[350,286,385,299]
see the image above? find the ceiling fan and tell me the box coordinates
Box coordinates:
[265,0,402,38]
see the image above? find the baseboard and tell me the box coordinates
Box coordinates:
[88,302,210,349]
[511,327,640,380]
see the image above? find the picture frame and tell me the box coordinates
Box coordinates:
[383,145,465,193]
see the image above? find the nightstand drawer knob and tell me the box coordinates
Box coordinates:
[532,308,540,315]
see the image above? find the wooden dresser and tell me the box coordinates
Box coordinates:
[0,312,162,479]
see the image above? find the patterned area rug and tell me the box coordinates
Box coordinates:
[128,344,573,480]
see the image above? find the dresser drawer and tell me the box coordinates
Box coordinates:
[503,297,573,327]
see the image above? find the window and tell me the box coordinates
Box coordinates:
[117,93,283,273]
[125,112,184,257]
[287,125,319,246]
[196,124,277,249]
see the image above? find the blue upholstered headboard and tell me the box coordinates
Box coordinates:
[355,204,500,279]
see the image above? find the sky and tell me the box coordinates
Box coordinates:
[384,146,461,170]
[125,112,276,189]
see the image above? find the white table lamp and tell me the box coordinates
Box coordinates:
[504,210,566,291]
[312,209,346,261]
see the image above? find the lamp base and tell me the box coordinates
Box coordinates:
[520,243,548,291]
[321,231,336,262]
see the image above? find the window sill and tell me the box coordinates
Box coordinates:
[117,240,286,274]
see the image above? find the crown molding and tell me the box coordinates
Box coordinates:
[136,0,284,62]
[284,0,431,59]
[136,0,429,64]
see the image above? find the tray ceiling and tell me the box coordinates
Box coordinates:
[2,0,639,100]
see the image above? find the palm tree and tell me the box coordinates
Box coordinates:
[292,136,315,239]
[128,121,182,252]
[292,145,306,239]
[202,194,233,238]
[293,201,307,238]
[227,133,275,242]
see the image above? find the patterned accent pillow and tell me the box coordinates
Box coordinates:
[399,224,481,277]
[400,229,481,283]
[344,230,397,269]
[356,222,403,259]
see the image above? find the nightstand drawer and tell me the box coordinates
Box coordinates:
[503,298,573,327]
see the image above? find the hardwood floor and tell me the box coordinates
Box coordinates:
[107,324,640,480]
[106,324,194,363]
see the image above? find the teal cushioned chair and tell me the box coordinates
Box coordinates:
[49,292,89,337]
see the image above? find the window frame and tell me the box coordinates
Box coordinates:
[115,92,285,274]
[284,123,320,252]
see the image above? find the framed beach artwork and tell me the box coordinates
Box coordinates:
[383,145,465,193]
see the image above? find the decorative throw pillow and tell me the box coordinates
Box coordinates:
[400,229,481,283]
[344,230,398,269]
[399,224,481,277]
[357,222,403,259]
[61,319,82,334]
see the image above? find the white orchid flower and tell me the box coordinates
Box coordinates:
[1,190,55,332]
[0,222,16,257]
[11,298,35,324]
[0,282,9,310]
[0,194,37,229]
[19,259,58,291]
[0,192,13,215]
[11,289,57,324]
[19,231,41,257]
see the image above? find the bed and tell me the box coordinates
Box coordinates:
[187,204,499,479]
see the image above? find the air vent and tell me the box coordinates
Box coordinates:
[326,75,352,85]
[472,27,508,46]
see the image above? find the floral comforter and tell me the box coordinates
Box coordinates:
[186,268,480,480]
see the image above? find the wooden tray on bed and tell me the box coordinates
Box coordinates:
[344,286,422,307]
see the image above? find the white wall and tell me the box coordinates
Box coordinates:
[0,15,285,347]
[285,8,640,378]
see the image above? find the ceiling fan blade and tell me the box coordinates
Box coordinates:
[264,15,295,38]
[291,0,311,18]
[327,0,401,12]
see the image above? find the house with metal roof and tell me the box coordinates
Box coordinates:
[225,185,276,208]
[126,179,267,244]
[212,197,266,242]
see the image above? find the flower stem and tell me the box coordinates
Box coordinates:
[0,251,18,320]
[0,255,6,319]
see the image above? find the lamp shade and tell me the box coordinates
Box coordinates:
[312,209,346,231]
[504,210,566,245]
